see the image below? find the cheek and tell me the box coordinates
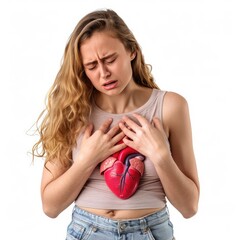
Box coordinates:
[85,71,97,84]
[120,61,133,80]
[83,76,96,91]
[113,61,132,77]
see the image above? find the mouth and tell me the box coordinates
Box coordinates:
[103,80,118,90]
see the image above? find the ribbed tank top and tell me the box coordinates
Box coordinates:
[72,89,167,209]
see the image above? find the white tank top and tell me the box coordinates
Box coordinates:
[73,89,167,209]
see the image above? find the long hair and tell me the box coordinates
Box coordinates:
[32,9,159,168]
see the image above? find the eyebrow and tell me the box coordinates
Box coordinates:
[83,53,117,67]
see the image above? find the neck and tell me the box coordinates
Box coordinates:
[94,85,152,114]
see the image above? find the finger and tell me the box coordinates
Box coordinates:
[132,113,149,126]
[119,122,136,140]
[98,118,113,133]
[112,130,125,143]
[152,117,162,130]
[121,116,141,131]
[107,124,122,138]
[122,136,136,149]
[109,141,126,157]
[83,123,93,139]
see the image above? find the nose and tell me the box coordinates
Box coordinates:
[99,63,110,79]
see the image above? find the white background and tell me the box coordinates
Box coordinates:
[0,0,239,239]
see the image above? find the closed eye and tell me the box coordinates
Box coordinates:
[87,64,97,70]
[106,57,116,64]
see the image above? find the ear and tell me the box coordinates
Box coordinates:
[130,51,136,61]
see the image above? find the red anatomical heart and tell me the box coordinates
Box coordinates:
[100,142,145,199]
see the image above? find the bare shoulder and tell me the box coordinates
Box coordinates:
[162,91,190,133]
[164,91,188,109]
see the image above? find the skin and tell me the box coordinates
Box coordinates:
[40,31,200,219]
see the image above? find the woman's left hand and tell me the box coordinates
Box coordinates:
[119,113,170,163]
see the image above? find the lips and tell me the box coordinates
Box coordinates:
[103,80,118,90]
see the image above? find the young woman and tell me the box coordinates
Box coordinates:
[32,9,199,240]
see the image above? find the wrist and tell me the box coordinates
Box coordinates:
[151,149,173,168]
[74,155,97,172]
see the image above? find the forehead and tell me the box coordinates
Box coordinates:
[80,31,126,61]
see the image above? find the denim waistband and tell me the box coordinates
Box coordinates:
[72,205,169,234]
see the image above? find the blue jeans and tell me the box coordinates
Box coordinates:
[66,205,175,240]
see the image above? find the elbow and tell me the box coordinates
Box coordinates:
[41,194,63,218]
[42,204,61,219]
[182,187,200,219]
[182,207,198,219]
[182,202,198,219]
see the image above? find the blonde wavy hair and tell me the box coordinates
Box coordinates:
[32,9,159,168]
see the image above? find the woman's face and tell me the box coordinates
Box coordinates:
[80,31,136,96]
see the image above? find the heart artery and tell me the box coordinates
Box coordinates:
[100,142,145,199]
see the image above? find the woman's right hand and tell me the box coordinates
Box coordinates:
[76,118,126,167]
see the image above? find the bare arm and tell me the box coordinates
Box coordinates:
[41,118,126,218]
[119,92,200,218]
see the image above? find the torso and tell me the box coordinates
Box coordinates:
[73,89,168,213]
[80,207,163,219]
